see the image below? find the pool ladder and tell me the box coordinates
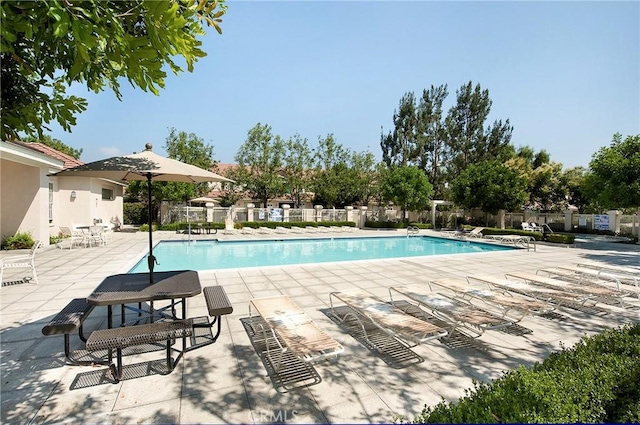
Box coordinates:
[407,226,419,237]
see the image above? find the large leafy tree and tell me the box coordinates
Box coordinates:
[380,166,433,221]
[283,133,313,208]
[23,134,82,159]
[444,82,513,180]
[1,0,226,141]
[416,84,449,198]
[228,123,286,207]
[451,160,528,217]
[380,92,418,167]
[581,133,640,209]
[312,134,377,208]
[507,146,567,211]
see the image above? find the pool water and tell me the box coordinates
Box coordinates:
[129,236,512,272]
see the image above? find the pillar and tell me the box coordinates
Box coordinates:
[247,203,255,223]
[205,202,214,223]
[359,206,368,229]
[606,210,620,234]
[314,205,323,222]
[345,206,354,223]
[282,204,290,222]
[563,209,573,232]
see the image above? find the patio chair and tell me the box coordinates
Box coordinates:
[429,277,554,321]
[56,226,86,249]
[275,226,289,234]
[329,290,448,349]
[538,267,639,301]
[257,226,273,235]
[388,285,513,337]
[1,240,42,284]
[290,226,305,234]
[249,295,344,370]
[572,263,639,291]
[88,225,106,247]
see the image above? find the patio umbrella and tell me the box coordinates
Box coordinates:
[51,143,233,283]
[188,196,218,204]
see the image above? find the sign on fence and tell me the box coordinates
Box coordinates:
[269,208,282,222]
[594,214,609,231]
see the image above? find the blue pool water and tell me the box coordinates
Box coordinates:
[129,236,512,272]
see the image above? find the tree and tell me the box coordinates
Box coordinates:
[416,84,449,198]
[451,160,528,217]
[508,147,566,211]
[444,82,513,180]
[380,166,433,221]
[380,92,418,167]
[581,133,640,209]
[23,134,82,159]
[283,134,313,208]
[1,0,227,141]
[561,166,590,212]
[228,123,286,208]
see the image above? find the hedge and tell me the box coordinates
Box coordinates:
[403,324,640,423]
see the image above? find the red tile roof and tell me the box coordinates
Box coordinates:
[24,142,84,169]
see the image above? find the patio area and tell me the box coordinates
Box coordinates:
[1,229,638,424]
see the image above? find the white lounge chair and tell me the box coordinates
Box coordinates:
[507,271,631,305]
[257,227,273,235]
[330,290,448,349]
[467,274,599,310]
[275,226,289,234]
[249,295,344,369]
[430,277,554,321]
[1,240,42,284]
[389,284,513,337]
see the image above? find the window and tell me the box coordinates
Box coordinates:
[102,188,113,200]
[49,182,53,223]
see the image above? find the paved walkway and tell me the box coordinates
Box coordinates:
[1,230,638,424]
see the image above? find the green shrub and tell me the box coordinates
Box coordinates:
[240,221,355,229]
[123,202,147,225]
[365,221,406,229]
[546,233,575,244]
[139,223,158,232]
[409,222,434,230]
[1,232,35,250]
[404,324,640,423]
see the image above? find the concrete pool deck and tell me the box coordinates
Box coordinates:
[1,229,639,424]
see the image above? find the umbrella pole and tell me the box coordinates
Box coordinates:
[146,173,156,283]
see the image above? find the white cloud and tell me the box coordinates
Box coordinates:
[99,147,121,157]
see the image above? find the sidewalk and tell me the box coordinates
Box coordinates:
[1,230,638,424]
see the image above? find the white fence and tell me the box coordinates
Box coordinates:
[161,203,639,236]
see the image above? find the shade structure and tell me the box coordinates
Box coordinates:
[51,143,233,283]
[188,196,218,204]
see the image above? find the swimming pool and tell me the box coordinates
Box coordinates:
[128,236,512,272]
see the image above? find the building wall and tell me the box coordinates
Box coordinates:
[53,177,124,233]
[0,158,50,244]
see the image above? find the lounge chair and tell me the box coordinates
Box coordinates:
[257,226,273,235]
[1,240,42,284]
[445,226,484,239]
[249,295,344,369]
[290,226,305,234]
[317,226,331,233]
[275,226,289,234]
[574,263,639,291]
[388,285,513,337]
[538,267,639,301]
[329,290,448,348]
[429,277,554,321]
[467,274,599,310]
[483,234,536,250]
[506,271,631,305]
[240,226,254,235]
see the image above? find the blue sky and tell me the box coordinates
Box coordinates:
[48,1,639,169]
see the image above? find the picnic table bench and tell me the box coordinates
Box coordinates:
[42,298,106,365]
[188,285,233,351]
[86,319,193,382]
